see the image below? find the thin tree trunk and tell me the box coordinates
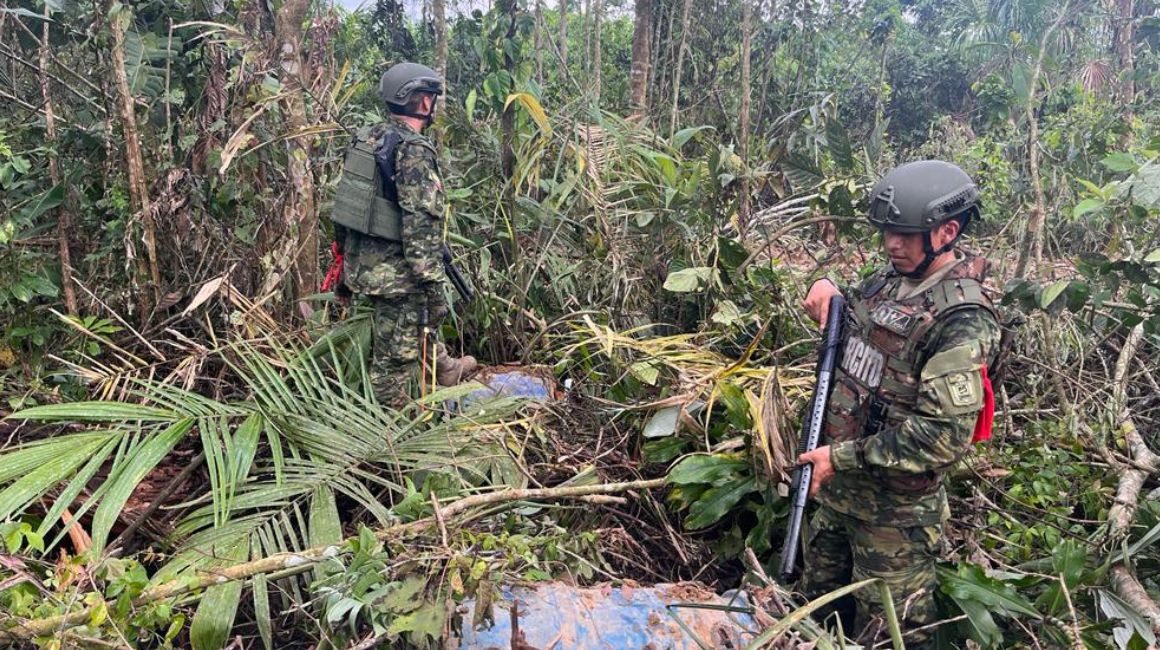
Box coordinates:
[533,0,544,85]
[592,0,602,107]
[668,0,693,138]
[433,0,447,79]
[558,0,568,71]
[40,6,78,315]
[873,30,891,150]
[1115,0,1134,104]
[582,0,590,82]
[629,0,652,117]
[500,0,518,184]
[739,0,752,231]
[1014,3,1069,278]
[107,1,160,315]
[273,0,318,304]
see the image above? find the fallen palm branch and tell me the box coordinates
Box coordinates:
[0,477,666,642]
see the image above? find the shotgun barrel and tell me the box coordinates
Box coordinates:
[779,294,846,581]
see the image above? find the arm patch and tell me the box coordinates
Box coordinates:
[917,342,985,416]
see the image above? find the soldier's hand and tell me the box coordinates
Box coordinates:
[802,279,840,328]
[797,445,835,498]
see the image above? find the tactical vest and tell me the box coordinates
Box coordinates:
[823,255,998,492]
[331,125,434,242]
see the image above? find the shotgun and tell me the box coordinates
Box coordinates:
[779,294,846,581]
[442,244,475,303]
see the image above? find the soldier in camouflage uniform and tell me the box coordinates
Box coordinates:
[333,62,477,406]
[795,160,1002,647]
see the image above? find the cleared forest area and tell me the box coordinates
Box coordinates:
[1,0,1159,648]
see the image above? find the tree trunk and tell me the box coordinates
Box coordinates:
[433,0,447,79]
[533,0,544,85]
[1014,3,1069,278]
[273,0,318,305]
[628,0,652,116]
[106,0,160,315]
[668,0,692,138]
[40,6,78,315]
[592,0,602,107]
[558,0,568,71]
[738,0,752,231]
[1114,0,1134,104]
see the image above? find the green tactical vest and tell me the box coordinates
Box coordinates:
[822,254,998,494]
[331,125,432,242]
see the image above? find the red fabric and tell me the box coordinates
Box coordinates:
[972,365,994,443]
[322,241,344,292]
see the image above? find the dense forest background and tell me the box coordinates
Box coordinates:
[2,0,1160,648]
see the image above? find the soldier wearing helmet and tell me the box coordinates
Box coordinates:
[331,62,476,406]
[793,160,1002,647]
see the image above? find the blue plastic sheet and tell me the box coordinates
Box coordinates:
[450,369,556,411]
[456,583,759,649]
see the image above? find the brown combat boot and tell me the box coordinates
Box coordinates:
[436,353,478,386]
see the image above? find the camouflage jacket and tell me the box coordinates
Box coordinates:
[817,253,1002,527]
[338,116,446,299]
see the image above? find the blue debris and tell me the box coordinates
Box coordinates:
[455,582,759,649]
[450,368,556,411]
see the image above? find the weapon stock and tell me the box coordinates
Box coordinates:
[778,294,846,581]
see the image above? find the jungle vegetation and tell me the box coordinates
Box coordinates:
[1,0,1159,647]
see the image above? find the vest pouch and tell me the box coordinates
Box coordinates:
[331,141,402,241]
[368,196,402,241]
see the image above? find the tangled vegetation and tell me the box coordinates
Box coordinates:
[1,0,1160,647]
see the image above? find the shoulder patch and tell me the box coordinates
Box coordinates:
[946,372,977,407]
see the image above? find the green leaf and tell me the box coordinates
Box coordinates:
[1099,588,1158,648]
[673,125,713,149]
[12,402,179,422]
[381,576,426,614]
[950,593,1004,648]
[1072,198,1104,218]
[91,419,193,555]
[669,454,746,485]
[642,406,680,439]
[711,300,743,327]
[940,564,1040,618]
[1039,280,1069,310]
[1144,249,1160,264]
[308,485,342,547]
[663,267,714,292]
[1101,152,1139,173]
[824,119,855,171]
[465,88,477,117]
[685,476,756,529]
[0,7,54,19]
[18,185,64,221]
[628,360,661,386]
[190,545,247,650]
[0,435,112,522]
[253,571,273,650]
[643,437,686,463]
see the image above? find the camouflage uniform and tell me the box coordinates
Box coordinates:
[337,116,447,406]
[800,252,1001,647]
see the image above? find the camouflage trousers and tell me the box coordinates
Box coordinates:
[365,294,444,407]
[799,505,941,648]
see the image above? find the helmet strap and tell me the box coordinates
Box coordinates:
[390,93,437,127]
[897,212,970,279]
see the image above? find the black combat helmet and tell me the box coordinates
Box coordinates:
[867,160,981,277]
